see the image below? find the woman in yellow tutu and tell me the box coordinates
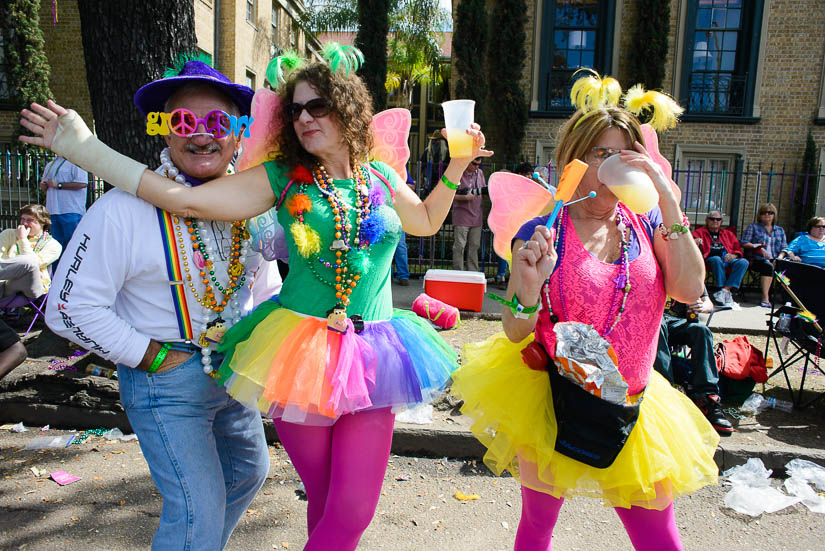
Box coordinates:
[21,45,492,550]
[452,73,719,551]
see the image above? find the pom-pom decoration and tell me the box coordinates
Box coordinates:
[796,310,818,324]
[360,210,387,245]
[285,192,312,218]
[412,293,460,330]
[775,271,791,287]
[163,51,214,78]
[289,164,313,184]
[265,51,304,86]
[290,221,321,257]
[321,42,364,75]
[369,108,411,183]
[623,85,683,132]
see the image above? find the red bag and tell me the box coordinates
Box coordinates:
[714,336,768,383]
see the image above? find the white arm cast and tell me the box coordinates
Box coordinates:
[52,110,147,196]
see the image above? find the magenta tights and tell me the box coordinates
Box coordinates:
[273,408,395,551]
[515,486,682,551]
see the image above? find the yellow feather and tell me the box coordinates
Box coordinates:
[570,74,602,112]
[648,91,684,131]
[290,222,321,257]
[601,78,622,107]
[623,84,648,113]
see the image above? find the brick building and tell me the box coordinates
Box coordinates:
[474,0,825,230]
[0,0,318,143]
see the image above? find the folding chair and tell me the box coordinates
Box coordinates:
[764,259,825,408]
[0,291,49,339]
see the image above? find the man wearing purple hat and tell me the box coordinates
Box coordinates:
[46,55,281,550]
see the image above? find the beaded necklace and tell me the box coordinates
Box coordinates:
[541,205,632,337]
[305,163,370,309]
[159,148,252,372]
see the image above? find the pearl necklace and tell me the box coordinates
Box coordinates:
[160,148,252,373]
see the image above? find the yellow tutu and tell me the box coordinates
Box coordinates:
[451,332,720,510]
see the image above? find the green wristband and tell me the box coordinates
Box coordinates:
[488,292,539,319]
[440,174,459,190]
[148,343,172,374]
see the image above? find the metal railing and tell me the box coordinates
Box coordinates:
[3,145,822,279]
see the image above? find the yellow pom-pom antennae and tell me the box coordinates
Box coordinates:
[622,85,684,132]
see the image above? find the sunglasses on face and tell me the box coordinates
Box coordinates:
[760,211,775,216]
[168,109,231,138]
[814,225,825,229]
[471,161,482,167]
[285,98,332,122]
[706,217,723,222]
[589,146,622,166]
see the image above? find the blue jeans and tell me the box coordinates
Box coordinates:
[393,231,410,280]
[655,315,719,398]
[496,256,508,279]
[118,347,269,551]
[50,213,83,257]
[706,255,749,289]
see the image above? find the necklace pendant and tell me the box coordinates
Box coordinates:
[193,250,206,269]
[326,304,348,334]
[330,239,349,251]
[197,317,226,348]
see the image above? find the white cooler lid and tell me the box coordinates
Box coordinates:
[424,269,487,284]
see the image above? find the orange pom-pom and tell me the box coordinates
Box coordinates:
[285,193,313,217]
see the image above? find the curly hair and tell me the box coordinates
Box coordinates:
[19,204,51,232]
[272,62,374,170]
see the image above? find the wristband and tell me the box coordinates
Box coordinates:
[148,343,172,373]
[440,175,459,190]
[52,110,147,195]
[489,292,540,319]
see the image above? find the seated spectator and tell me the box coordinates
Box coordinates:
[692,210,747,307]
[0,204,62,299]
[777,216,825,268]
[741,203,787,307]
[654,290,733,436]
[0,318,27,381]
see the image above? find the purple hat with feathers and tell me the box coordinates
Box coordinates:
[133,53,254,117]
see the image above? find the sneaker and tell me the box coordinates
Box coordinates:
[712,290,726,304]
[398,279,410,286]
[693,394,734,436]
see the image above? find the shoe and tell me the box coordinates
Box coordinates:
[398,279,410,286]
[495,276,507,290]
[723,289,734,304]
[712,290,726,304]
[693,394,734,436]
[760,301,772,308]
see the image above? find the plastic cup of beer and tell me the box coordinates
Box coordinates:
[441,100,475,158]
[597,154,659,214]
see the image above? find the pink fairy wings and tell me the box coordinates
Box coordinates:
[370,108,411,183]
[640,123,681,202]
[236,88,283,172]
[488,172,555,262]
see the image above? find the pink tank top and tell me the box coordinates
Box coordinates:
[536,207,665,395]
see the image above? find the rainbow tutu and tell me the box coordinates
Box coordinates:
[216,300,458,425]
[451,332,720,510]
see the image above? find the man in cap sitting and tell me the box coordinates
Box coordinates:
[46,55,280,549]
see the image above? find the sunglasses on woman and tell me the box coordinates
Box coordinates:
[284,98,332,122]
[588,146,622,166]
[168,109,231,138]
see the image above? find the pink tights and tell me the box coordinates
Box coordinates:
[515,486,682,551]
[273,408,395,551]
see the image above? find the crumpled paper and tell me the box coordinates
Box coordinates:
[553,322,629,404]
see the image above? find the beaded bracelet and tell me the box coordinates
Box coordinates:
[440,175,459,190]
[489,292,540,319]
[148,342,172,374]
[659,214,691,241]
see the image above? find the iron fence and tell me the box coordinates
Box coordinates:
[2,145,823,279]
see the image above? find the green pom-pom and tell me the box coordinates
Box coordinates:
[265,51,304,86]
[163,51,213,78]
[321,42,364,75]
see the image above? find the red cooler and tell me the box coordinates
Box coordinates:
[423,269,487,312]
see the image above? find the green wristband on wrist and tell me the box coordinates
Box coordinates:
[488,292,540,319]
[148,343,172,373]
[441,175,459,190]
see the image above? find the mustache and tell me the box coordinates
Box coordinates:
[184,143,221,154]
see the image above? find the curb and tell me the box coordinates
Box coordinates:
[3,402,822,474]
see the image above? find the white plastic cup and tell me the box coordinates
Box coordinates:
[597,155,659,214]
[441,100,475,158]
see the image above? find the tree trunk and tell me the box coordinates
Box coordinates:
[355,0,390,112]
[76,0,197,168]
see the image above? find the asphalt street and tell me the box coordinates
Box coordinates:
[0,429,821,551]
